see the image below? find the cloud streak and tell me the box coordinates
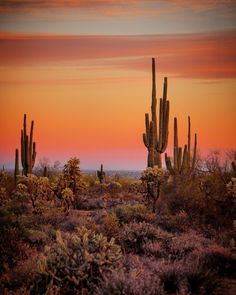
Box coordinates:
[0,31,235,79]
[0,0,235,16]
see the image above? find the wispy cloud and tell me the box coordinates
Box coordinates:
[0,0,235,16]
[0,31,235,79]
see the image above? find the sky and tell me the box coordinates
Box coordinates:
[0,0,236,170]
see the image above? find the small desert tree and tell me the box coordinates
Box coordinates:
[141,167,169,212]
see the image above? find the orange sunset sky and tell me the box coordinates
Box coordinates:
[0,0,236,170]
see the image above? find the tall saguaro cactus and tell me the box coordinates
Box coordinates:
[14,148,19,185]
[21,114,36,175]
[143,58,170,168]
[97,164,106,183]
[165,116,197,175]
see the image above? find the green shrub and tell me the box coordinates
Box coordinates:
[114,204,148,224]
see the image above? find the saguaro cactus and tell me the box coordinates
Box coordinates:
[97,164,105,183]
[165,116,197,175]
[21,114,36,175]
[143,58,170,168]
[43,166,48,177]
[14,148,19,185]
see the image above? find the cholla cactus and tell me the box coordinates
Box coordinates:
[14,183,29,208]
[227,178,236,198]
[38,228,122,292]
[17,174,53,209]
[63,157,81,193]
[61,187,74,213]
[141,167,169,212]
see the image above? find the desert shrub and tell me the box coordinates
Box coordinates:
[156,212,188,233]
[127,180,143,194]
[37,227,122,293]
[151,258,217,294]
[157,261,184,294]
[183,259,218,294]
[58,215,81,232]
[174,176,204,212]
[143,230,216,262]
[97,254,164,295]
[102,212,120,238]
[107,181,122,193]
[141,167,169,212]
[142,241,163,258]
[74,195,103,210]
[142,228,173,259]
[77,216,100,234]
[111,177,141,193]
[0,187,8,206]
[1,248,39,292]
[0,170,8,186]
[21,208,65,230]
[192,244,236,276]
[81,173,97,188]
[0,170,15,195]
[168,231,214,260]
[114,204,148,224]
[0,208,28,275]
[227,177,236,198]
[26,229,49,249]
[119,222,158,253]
[168,170,235,228]
[88,181,109,194]
[14,183,29,209]
[97,268,164,295]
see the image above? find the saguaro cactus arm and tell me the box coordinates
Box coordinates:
[14,148,19,185]
[143,113,150,148]
[192,133,197,171]
[157,77,170,153]
[187,116,191,167]
[151,58,157,143]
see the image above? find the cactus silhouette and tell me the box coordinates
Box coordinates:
[43,166,48,177]
[21,114,36,175]
[97,164,105,183]
[143,58,170,168]
[165,116,197,174]
[14,148,19,185]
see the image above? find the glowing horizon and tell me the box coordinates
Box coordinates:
[0,1,235,170]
